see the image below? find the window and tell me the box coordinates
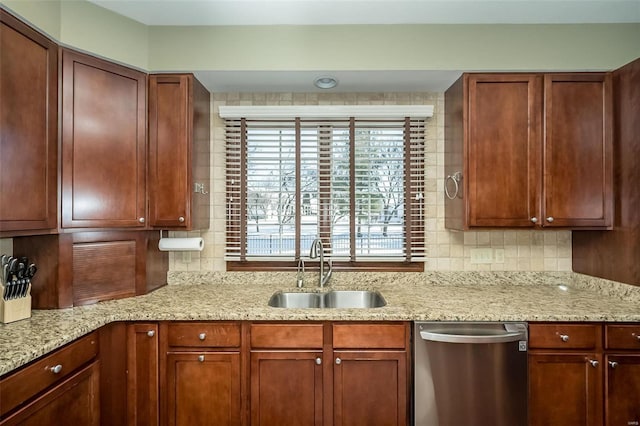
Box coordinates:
[223,106,430,271]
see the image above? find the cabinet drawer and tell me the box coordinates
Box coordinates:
[0,332,98,417]
[529,324,601,350]
[250,324,323,349]
[167,322,240,348]
[605,325,640,350]
[332,323,407,349]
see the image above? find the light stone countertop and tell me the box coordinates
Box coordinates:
[1,271,639,376]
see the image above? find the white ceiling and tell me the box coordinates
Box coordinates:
[87,0,640,92]
[90,0,640,26]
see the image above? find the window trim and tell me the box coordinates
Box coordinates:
[225,111,429,272]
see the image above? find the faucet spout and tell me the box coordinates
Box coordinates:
[309,238,332,288]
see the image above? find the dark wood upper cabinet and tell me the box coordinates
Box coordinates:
[445,72,612,230]
[148,74,210,230]
[61,48,147,229]
[0,10,58,235]
[543,74,613,228]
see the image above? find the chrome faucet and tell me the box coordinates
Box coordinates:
[309,238,332,287]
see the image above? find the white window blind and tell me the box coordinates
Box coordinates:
[225,114,426,268]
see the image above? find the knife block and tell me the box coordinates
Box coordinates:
[0,284,32,324]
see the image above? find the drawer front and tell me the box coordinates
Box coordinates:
[333,323,407,349]
[529,324,601,350]
[606,325,640,350]
[250,323,323,349]
[167,322,240,348]
[0,332,98,417]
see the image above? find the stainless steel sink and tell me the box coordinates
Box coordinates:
[268,290,386,308]
[267,291,323,308]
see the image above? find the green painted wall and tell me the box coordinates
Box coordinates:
[59,1,148,70]
[2,1,640,73]
[148,23,640,72]
[1,0,61,39]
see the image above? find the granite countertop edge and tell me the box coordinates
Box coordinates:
[2,271,639,377]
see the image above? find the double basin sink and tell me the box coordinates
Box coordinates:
[268,290,386,309]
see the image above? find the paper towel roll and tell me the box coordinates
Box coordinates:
[158,238,204,252]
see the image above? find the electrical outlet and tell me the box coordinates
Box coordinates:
[470,248,493,264]
[182,251,192,263]
[494,249,505,263]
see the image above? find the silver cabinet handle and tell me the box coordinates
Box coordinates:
[609,361,619,369]
[147,330,155,337]
[589,359,599,368]
[530,217,538,223]
[198,355,205,362]
[560,334,569,342]
[178,216,185,223]
[198,333,206,341]
[335,358,342,365]
[138,217,145,223]
[50,364,62,374]
[315,357,322,365]
[546,217,554,223]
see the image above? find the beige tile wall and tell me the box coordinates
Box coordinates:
[169,92,571,273]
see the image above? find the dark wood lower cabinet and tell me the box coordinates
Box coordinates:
[605,355,640,426]
[333,351,407,426]
[165,352,241,426]
[250,351,324,426]
[1,362,100,426]
[529,353,603,426]
[128,323,160,426]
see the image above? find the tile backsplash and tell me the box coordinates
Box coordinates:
[169,91,571,273]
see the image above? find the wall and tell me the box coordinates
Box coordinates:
[148,23,640,72]
[1,0,61,39]
[168,92,572,273]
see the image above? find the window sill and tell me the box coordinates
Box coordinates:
[226,261,424,272]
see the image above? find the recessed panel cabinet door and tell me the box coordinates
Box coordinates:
[467,74,542,227]
[61,49,147,228]
[605,355,640,426]
[333,351,407,426]
[0,10,57,234]
[127,323,159,426]
[543,74,613,228]
[166,352,241,426]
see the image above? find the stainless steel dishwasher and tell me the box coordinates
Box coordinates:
[413,322,528,426]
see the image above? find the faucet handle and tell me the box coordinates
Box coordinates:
[296,259,305,288]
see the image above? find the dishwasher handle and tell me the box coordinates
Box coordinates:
[419,325,526,344]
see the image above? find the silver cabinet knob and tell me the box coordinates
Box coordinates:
[198,333,206,341]
[589,359,599,368]
[50,364,63,374]
[335,358,342,365]
[178,216,185,223]
[546,217,554,223]
[560,334,569,342]
[138,217,145,223]
[315,357,322,365]
[635,333,640,341]
[147,330,155,337]
[530,217,538,223]
[609,361,619,369]
[198,355,205,362]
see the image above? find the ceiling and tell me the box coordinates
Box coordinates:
[89,0,640,26]
[87,0,640,93]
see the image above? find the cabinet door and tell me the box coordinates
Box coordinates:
[0,10,57,234]
[605,355,640,426]
[250,351,323,426]
[148,74,210,230]
[61,49,147,229]
[333,351,407,426]
[529,353,603,426]
[1,362,100,426]
[467,74,542,227]
[127,323,159,426]
[543,73,613,228]
[166,352,241,426]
